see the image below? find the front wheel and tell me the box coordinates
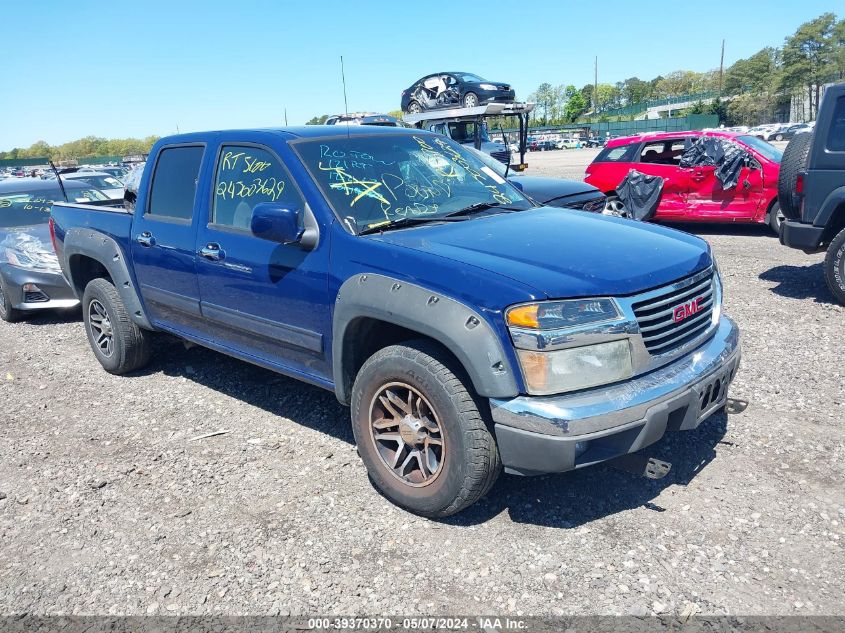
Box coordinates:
[351,340,500,517]
[0,277,23,323]
[82,277,152,374]
[604,195,628,217]
[407,101,422,114]
[463,92,479,108]
[775,134,784,141]
[824,228,845,306]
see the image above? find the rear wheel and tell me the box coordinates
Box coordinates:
[767,201,785,235]
[778,132,813,220]
[824,228,845,306]
[463,92,479,108]
[82,277,151,374]
[351,340,500,517]
[0,278,23,323]
[775,133,784,141]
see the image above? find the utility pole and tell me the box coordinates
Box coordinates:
[284,108,288,126]
[594,56,598,111]
[718,39,725,95]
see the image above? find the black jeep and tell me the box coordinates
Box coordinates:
[779,83,845,304]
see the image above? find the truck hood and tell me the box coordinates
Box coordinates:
[370,207,711,298]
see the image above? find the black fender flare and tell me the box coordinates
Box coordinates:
[332,273,519,405]
[61,228,153,330]
[815,185,845,228]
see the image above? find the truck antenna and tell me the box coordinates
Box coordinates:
[49,160,68,202]
[340,56,349,117]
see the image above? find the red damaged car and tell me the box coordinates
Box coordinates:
[585,131,784,233]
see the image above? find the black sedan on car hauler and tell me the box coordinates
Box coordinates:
[402,72,515,113]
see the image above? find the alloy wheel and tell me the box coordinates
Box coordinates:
[605,197,628,217]
[88,299,115,357]
[464,94,479,108]
[368,382,445,487]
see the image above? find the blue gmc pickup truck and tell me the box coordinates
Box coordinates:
[50,126,740,517]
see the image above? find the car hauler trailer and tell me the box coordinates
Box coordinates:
[403,102,535,171]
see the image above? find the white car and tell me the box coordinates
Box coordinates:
[58,172,125,200]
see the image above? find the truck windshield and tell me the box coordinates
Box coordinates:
[293,134,531,233]
[0,186,107,228]
[738,135,783,163]
[448,121,490,144]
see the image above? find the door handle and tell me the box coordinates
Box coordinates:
[199,243,225,261]
[692,172,705,182]
[136,232,156,247]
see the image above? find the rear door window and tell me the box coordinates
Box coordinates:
[593,144,638,163]
[147,146,204,221]
[827,96,845,152]
[638,139,685,165]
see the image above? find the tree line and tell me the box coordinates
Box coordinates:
[0,135,162,162]
[526,12,844,126]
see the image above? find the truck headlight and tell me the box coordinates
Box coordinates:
[507,298,622,330]
[516,340,634,395]
[4,247,61,273]
[711,258,723,326]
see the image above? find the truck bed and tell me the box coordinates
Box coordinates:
[50,201,134,266]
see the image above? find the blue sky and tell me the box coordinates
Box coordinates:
[0,0,836,149]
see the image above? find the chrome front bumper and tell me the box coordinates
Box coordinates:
[490,317,740,475]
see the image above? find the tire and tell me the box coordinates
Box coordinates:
[823,228,845,306]
[463,92,479,108]
[82,277,151,374]
[778,132,813,220]
[775,133,784,141]
[767,201,785,235]
[0,277,23,323]
[407,101,422,114]
[604,195,628,217]
[350,340,501,517]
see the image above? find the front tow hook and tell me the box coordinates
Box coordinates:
[610,454,672,480]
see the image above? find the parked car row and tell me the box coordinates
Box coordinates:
[748,121,814,142]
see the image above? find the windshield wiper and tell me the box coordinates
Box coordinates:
[440,201,528,219]
[357,215,464,235]
[357,202,529,236]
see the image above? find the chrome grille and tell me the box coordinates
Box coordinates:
[632,272,714,355]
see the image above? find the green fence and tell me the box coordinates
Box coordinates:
[506,114,719,138]
[0,157,50,167]
[0,155,123,168]
[595,91,720,118]
[587,114,719,137]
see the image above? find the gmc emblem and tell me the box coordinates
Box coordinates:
[672,297,704,323]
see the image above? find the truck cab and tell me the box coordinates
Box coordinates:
[425,119,512,165]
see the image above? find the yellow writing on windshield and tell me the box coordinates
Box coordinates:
[318,162,390,208]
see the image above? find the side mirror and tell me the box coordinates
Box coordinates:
[250,203,304,244]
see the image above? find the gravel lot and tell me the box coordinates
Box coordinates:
[1,148,844,618]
